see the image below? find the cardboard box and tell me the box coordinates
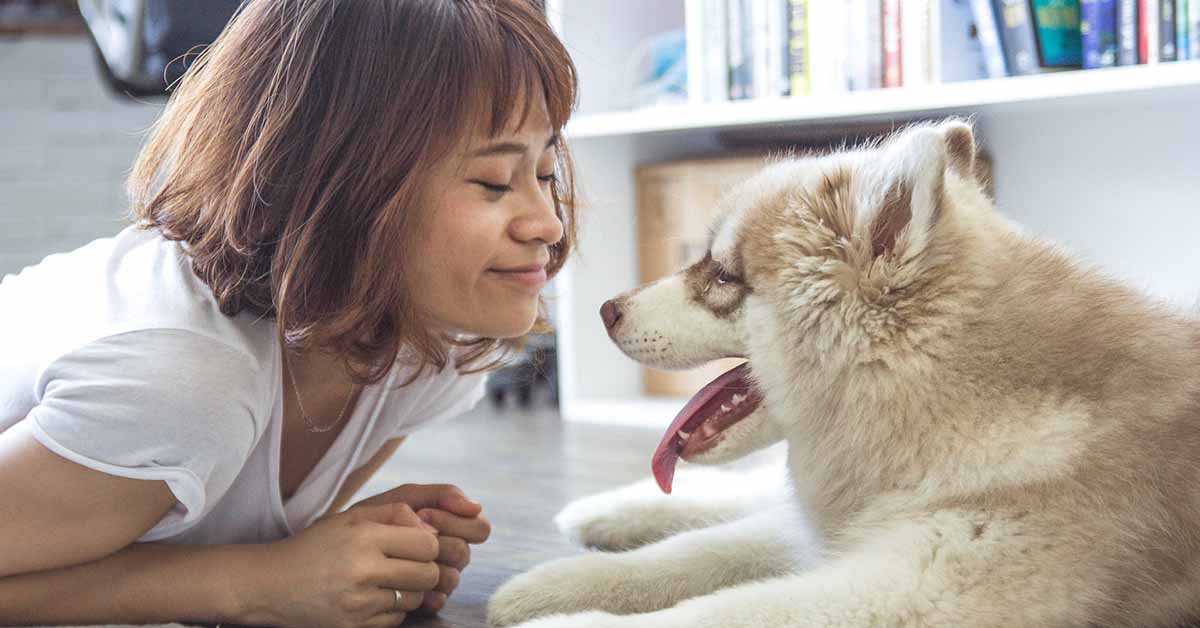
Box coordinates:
[635,153,767,397]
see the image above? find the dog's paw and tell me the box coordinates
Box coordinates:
[488,553,644,627]
[554,485,684,551]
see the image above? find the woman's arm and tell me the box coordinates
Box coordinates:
[323,436,407,518]
[0,540,269,626]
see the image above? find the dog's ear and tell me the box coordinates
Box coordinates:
[858,119,975,259]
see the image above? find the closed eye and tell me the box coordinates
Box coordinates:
[472,174,558,195]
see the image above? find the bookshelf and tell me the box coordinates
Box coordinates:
[545,0,1200,429]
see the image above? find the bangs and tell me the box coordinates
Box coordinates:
[444,1,577,144]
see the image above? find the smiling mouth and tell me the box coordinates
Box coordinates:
[487,266,548,289]
[650,362,763,494]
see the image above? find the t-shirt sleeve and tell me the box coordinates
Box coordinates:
[24,329,264,541]
[391,365,488,439]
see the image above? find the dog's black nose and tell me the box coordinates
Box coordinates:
[600,300,622,334]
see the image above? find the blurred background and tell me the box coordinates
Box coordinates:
[2,0,1198,431]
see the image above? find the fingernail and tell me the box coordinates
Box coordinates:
[419,510,433,522]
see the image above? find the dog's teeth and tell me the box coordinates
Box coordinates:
[720,404,730,414]
[731,393,746,406]
[678,430,691,441]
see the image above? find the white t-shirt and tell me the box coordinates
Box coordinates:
[0,224,488,545]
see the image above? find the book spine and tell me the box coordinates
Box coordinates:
[788,0,810,96]
[705,0,730,101]
[1140,0,1160,61]
[1192,0,1200,55]
[768,0,790,95]
[751,0,770,98]
[883,0,903,85]
[727,0,746,98]
[1082,0,1119,67]
[1116,0,1139,63]
[902,0,931,86]
[994,0,1041,73]
[686,0,706,104]
[971,0,1010,76]
[1160,0,1178,59]
[865,0,884,87]
[848,0,871,90]
[928,0,943,83]
[1031,0,1084,67]
[1176,0,1190,58]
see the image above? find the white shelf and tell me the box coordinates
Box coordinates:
[565,61,1200,139]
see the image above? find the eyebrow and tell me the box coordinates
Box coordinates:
[469,134,559,158]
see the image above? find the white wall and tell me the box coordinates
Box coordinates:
[0,36,162,277]
[980,86,1200,309]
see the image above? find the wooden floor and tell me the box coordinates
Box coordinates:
[354,401,664,628]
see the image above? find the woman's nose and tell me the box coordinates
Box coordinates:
[511,187,563,245]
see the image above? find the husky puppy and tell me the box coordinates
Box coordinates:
[487,119,1200,628]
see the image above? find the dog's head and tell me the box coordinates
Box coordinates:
[602,119,993,492]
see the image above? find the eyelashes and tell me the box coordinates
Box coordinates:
[473,174,558,195]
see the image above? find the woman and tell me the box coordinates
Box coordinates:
[0,1,577,627]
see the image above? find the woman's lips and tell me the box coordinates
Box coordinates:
[487,266,548,291]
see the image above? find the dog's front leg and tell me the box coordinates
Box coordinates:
[502,511,1102,628]
[488,503,812,628]
[554,457,788,551]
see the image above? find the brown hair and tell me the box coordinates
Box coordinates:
[126,0,579,387]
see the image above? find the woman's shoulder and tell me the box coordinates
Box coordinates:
[1,224,280,377]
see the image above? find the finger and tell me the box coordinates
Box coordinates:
[371,557,442,593]
[363,521,440,562]
[433,562,461,596]
[418,591,449,615]
[373,587,423,614]
[436,535,471,570]
[351,500,426,529]
[391,483,483,517]
[417,509,491,544]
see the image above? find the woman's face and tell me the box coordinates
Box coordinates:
[408,95,563,338]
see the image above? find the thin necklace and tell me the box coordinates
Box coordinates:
[282,347,358,434]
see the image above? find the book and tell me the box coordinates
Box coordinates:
[704,0,731,101]
[1139,0,1159,62]
[766,0,791,96]
[727,0,753,99]
[994,0,1042,73]
[751,0,770,98]
[1082,0,1119,67]
[970,0,1011,76]
[902,0,932,86]
[1160,0,1177,60]
[846,0,868,90]
[864,0,884,88]
[1176,0,1190,58]
[941,0,992,80]
[807,0,848,93]
[883,0,903,86]
[1192,0,1200,56]
[1031,0,1084,67]
[1116,0,1139,64]
[787,0,809,95]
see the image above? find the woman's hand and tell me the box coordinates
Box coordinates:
[348,483,492,613]
[256,501,441,628]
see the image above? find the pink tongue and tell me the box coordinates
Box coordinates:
[651,363,754,493]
